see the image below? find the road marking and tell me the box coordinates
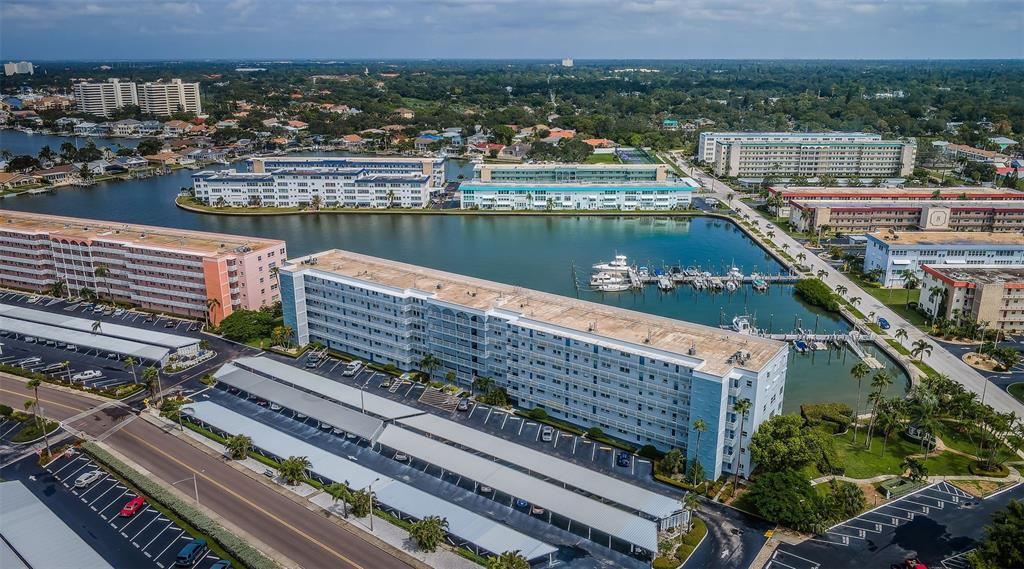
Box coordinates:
[98,489,130,514]
[119,505,152,532]
[0,386,91,413]
[121,429,369,569]
[152,529,185,561]
[142,523,175,551]
[51,455,86,476]
[131,510,163,541]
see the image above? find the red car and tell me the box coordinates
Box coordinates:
[119,496,146,517]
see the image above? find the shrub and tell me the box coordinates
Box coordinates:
[794,279,840,312]
[638,444,664,460]
[0,404,12,417]
[969,461,1010,478]
[11,419,59,443]
[801,403,853,433]
[653,556,678,569]
[587,426,605,438]
[218,310,275,342]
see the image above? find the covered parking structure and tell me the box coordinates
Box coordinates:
[0,315,169,364]
[232,356,423,420]
[213,362,386,441]
[375,426,659,557]
[397,413,686,531]
[181,402,558,564]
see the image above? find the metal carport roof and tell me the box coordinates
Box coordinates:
[213,363,385,441]
[398,413,682,520]
[0,303,198,350]
[0,315,169,362]
[233,357,423,421]
[375,426,659,552]
[180,401,557,561]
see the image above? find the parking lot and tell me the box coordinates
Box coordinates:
[0,291,202,334]
[767,481,1024,569]
[41,450,225,569]
[0,332,139,390]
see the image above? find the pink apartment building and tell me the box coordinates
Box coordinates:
[0,211,286,325]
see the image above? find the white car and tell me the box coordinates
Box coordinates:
[72,370,102,381]
[74,470,105,488]
[342,361,364,377]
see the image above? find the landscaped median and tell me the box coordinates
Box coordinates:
[82,442,280,569]
[0,364,144,400]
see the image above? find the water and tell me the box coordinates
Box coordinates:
[0,164,909,411]
[1,129,139,156]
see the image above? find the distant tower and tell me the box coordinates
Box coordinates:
[561,57,573,68]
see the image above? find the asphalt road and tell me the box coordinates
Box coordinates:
[0,374,412,569]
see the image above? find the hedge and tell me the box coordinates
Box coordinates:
[968,461,1010,478]
[801,403,853,433]
[83,443,279,569]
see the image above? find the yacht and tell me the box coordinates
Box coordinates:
[592,255,630,272]
[727,266,744,279]
[657,276,674,291]
[590,271,626,287]
[730,315,753,334]
[596,281,630,292]
[725,280,738,292]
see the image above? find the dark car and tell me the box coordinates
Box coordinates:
[175,538,208,567]
[877,317,891,330]
[616,452,631,467]
[210,561,232,569]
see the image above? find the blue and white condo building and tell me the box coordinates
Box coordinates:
[864,231,1024,287]
[281,249,789,478]
[459,182,696,211]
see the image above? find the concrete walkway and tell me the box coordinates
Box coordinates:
[662,152,1024,417]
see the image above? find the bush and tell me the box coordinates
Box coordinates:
[218,310,275,342]
[83,443,278,569]
[524,407,549,421]
[801,403,853,433]
[969,461,1010,478]
[11,419,59,443]
[0,404,12,417]
[793,279,840,312]
[587,426,605,438]
[638,444,664,460]
[653,556,678,569]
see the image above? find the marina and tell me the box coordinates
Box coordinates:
[583,253,799,293]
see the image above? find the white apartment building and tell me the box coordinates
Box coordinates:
[250,156,446,189]
[138,79,202,116]
[73,78,139,118]
[697,132,882,163]
[4,61,34,76]
[712,139,916,178]
[459,182,695,211]
[281,249,789,479]
[193,168,433,209]
[864,231,1024,287]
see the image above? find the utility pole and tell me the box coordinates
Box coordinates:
[368,477,380,531]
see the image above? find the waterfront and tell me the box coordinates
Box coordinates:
[0,129,140,156]
[0,167,908,411]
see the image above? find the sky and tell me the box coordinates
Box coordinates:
[1,0,1022,61]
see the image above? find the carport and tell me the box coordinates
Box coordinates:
[0,316,169,364]
[375,425,660,556]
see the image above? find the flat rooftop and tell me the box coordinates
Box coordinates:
[476,163,665,170]
[771,186,1023,198]
[0,211,283,257]
[792,199,1024,210]
[286,250,786,375]
[461,181,697,189]
[703,131,878,138]
[869,231,1024,246]
[925,265,1024,285]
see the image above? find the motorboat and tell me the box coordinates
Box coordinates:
[597,282,631,292]
[730,315,753,334]
[751,275,769,291]
[725,280,738,292]
[657,276,674,291]
[727,266,744,279]
[794,340,810,353]
[592,254,630,272]
[590,271,626,287]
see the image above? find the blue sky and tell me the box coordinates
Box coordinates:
[1,0,1022,60]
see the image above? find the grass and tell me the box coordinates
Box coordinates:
[11,419,59,443]
[836,429,924,478]
[1009,382,1024,404]
[845,272,929,330]
[584,153,620,164]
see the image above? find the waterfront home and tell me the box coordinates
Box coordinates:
[499,143,531,160]
[111,119,142,137]
[113,155,149,170]
[55,116,83,129]
[469,143,505,156]
[340,134,365,148]
[414,134,442,151]
[163,120,191,136]
[73,121,100,136]
[0,172,36,190]
[138,120,164,136]
[33,164,80,185]
[85,159,124,175]
[144,152,184,166]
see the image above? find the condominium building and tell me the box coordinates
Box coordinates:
[280,249,789,479]
[474,163,669,183]
[0,211,286,324]
[864,231,1024,287]
[942,143,1009,164]
[919,265,1024,331]
[767,186,1024,217]
[137,78,202,116]
[697,132,882,163]
[789,200,1024,234]
[192,168,432,209]
[712,139,916,178]
[459,181,695,211]
[4,61,34,76]
[73,78,139,118]
[250,156,445,189]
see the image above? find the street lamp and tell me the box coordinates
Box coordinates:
[172,474,200,505]
[368,477,380,531]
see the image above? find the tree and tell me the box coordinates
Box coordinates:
[967,500,1024,569]
[280,455,311,485]
[136,138,164,156]
[38,144,56,163]
[48,279,67,299]
[94,265,111,300]
[658,448,685,476]
[218,309,275,342]
[901,270,921,306]
[691,418,708,484]
[865,371,894,449]
[850,362,870,444]
[849,296,861,308]
[821,480,867,521]
[225,435,252,460]
[349,488,372,518]
[310,195,322,211]
[142,366,160,400]
[25,379,51,456]
[324,482,351,518]
[419,354,442,379]
[901,456,928,481]
[749,414,834,473]
[485,551,530,569]
[91,320,103,334]
[910,339,933,361]
[123,356,138,383]
[80,287,97,302]
[745,469,822,532]
[731,398,752,491]
[59,141,78,163]
[472,376,494,393]
[835,284,847,297]
[409,516,448,552]
[894,327,908,347]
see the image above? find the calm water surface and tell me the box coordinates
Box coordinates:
[1,129,139,156]
[0,155,908,411]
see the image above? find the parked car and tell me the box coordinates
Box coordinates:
[164,320,177,328]
[210,561,232,569]
[144,314,155,322]
[616,452,631,468]
[175,538,208,567]
[255,399,269,407]
[540,426,554,442]
[514,498,529,509]
[66,344,78,351]
[342,360,364,376]
[270,403,282,411]
[394,452,408,462]
[457,398,470,411]
[479,485,493,493]
[74,470,104,488]
[305,356,320,368]
[319,421,332,430]
[398,372,414,382]
[119,496,146,517]
[21,357,41,365]
[531,505,546,515]
[23,336,36,343]
[262,468,274,478]
[877,317,891,330]
[72,370,102,381]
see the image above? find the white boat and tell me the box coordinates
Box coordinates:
[727,266,744,279]
[730,315,753,334]
[725,280,738,292]
[597,282,630,292]
[657,276,674,291]
[592,254,630,272]
[590,272,626,287]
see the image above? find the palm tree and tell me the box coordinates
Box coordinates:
[731,398,752,492]
[205,297,221,328]
[865,371,894,449]
[225,435,252,460]
[409,515,448,552]
[324,482,350,518]
[894,328,908,347]
[910,339,933,362]
[386,189,396,208]
[280,324,294,348]
[902,271,921,307]
[123,356,138,383]
[485,551,530,569]
[835,284,848,297]
[280,456,311,485]
[48,279,67,299]
[79,287,97,302]
[93,265,111,300]
[878,397,908,457]
[91,320,103,334]
[816,269,829,280]
[767,230,776,240]
[141,366,160,400]
[849,296,861,308]
[850,362,871,443]
[60,360,71,383]
[419,354,442,380]
[692,418,708,485]
[310,195,322,211]
[25,379,51,456]
[796,252,806,264]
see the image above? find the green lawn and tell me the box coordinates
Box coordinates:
[584,153,620,164]
[845,272,929,329]
[836,429,924,478]
[1009,382,1024,404]
[925,451,977,476]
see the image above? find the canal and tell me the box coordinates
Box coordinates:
[0,150,909,412]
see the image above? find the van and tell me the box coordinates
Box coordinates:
[175,538,208,567]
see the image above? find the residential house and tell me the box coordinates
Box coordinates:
[73,122,101,136]
[583,138,617,148]
[415,134,442,151]
[163,120,191,136]
[261,118,280,128]
[138,120,164,136]
[144,152,184,166]
[55,117,83,129]
[0,172,36,190]
[113,156,149,170]
[85,160,124,175]
[34,164,80,185]
[662,119,680,131]
[499,143,531,160]
[286,120,308,130]
[215,119,240,129]
[394,107,415,119]
[470,143,505,156]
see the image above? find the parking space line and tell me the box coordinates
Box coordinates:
[99,489,131,514]
[131,510,163,541]
[152,528,185,560]
[79,476,117,498]
[879,503,926,516]
[142,523,175,552]
[119,505,153,532]
[63,461,94,481]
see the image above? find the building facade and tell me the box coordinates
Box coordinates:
[767,186,1024,217]
[474,163,670,183]
[919,265,1024,331]
[0,211,286,324]
[789,200,1024,234]
[137,79,202,116]
[73,78,139,118]
[697,132,882,163]
[280,249,789,479]
[4,61,34,76]
[250,156,445,188]
[459,182,695,211]
[864,231,1024,287]
[712,139,916,178]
